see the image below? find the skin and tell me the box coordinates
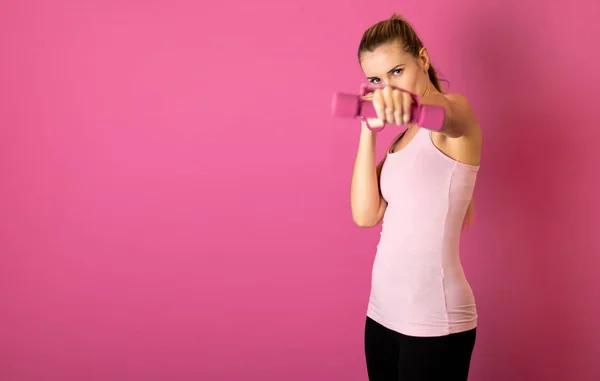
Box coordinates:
[349,40,482,228]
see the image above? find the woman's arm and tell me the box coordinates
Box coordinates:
[369,87,478,138]
[350,122,387,228]
[463,199,475,231]
[419,93,478,138]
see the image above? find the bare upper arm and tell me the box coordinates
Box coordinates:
[373,156,388,225]
[432,94,482,166]
[445,94,480,137]
[376,156,386,191]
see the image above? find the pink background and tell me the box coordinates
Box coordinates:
[1,0,599,380]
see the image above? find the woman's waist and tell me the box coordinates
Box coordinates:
[380,207,466,237]
[370,259,474,306]
[372,245,466,278]
[376,233,459,258]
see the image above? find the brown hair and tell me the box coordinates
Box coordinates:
[358,13,445,93]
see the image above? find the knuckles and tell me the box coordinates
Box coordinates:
[371,86,413,125]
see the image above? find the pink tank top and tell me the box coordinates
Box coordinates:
[367,127,479,337]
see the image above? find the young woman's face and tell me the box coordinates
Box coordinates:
[359,41,432,96]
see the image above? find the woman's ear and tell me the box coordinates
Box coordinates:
[419,47,430,72]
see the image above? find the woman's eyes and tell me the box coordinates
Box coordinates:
[368,69,403,83]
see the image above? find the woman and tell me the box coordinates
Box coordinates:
[350,13,482,381]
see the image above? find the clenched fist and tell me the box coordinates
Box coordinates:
[362,85,417,128]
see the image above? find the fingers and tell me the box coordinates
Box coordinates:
[361,92,374,101]
[371,86,413,126]
[372,90,386,123]
[365,118,384,128]
[382,88,395,125]
[402,91,412,124]
[392,89,403,126]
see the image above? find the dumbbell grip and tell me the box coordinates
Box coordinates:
[331,92,445,131]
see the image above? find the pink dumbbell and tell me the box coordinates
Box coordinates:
[331,84,446,132]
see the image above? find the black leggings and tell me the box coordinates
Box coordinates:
[364,317,476,381]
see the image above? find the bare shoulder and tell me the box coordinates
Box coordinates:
[444,93,470,104]
[445,94,479,129]
[439,93,480,140]
[431,93,482,166]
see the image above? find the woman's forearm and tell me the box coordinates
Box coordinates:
[350,123,382,226]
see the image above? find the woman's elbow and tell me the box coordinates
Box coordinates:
[352,214,379,228]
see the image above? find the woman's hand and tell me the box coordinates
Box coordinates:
[364,86,416,127]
